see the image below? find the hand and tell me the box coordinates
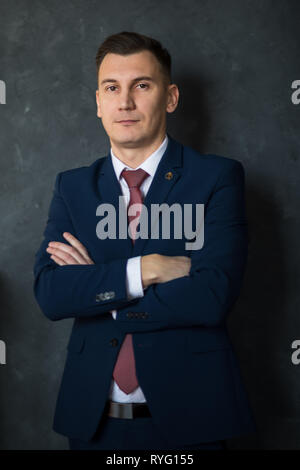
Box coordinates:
[141,254,191,288]
[46,232,94,265]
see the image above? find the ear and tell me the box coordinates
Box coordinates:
[166,84,179,114]
[95,89,102,118]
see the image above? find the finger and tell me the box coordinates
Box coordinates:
[50,254,67,266]
[47,243,89,264]
[47,246,82,264]
[62,232,93,263]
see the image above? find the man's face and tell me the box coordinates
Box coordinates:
[95,50,178,148]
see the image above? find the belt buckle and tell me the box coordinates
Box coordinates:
[109,401,134,419]
[120,403,134,419]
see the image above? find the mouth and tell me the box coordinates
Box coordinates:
[117,120,139,125]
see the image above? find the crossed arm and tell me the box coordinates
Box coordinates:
[45,234,190,289]
[33,160,248,330]
[33,172,190,321]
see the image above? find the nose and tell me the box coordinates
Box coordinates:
[118,88,136,111]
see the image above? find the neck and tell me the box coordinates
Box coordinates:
[110,131,166,169]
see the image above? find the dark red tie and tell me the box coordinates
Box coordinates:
[112,168,150,394]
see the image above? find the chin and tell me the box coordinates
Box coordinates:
[112,131,145,146]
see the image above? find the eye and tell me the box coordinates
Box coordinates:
[106,85,117,91]
[137,83,149,89]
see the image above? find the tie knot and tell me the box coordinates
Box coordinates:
[121,168,149,189]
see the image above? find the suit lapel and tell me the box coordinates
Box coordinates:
[96,152,133,259]
[132,134,183,255]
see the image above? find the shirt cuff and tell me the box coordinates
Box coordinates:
[110,257,144,320]
[126,256,144,299]
[111,309,117,320]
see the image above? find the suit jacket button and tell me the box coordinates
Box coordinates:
[110,338,118,347]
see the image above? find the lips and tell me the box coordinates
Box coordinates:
[118,120,138,123]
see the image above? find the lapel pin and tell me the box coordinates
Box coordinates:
[165,171,173,180]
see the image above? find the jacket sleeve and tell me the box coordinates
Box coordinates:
[113,160,249,333]
[33,172,136,321]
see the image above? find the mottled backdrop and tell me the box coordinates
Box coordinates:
[0,0,299,450]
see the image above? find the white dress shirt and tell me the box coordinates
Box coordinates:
[108,134,169,402]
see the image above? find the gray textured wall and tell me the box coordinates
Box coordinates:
[0,0,299,450]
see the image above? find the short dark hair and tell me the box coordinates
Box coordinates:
[95,31,172,86]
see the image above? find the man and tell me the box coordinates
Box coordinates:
[33,31,257,450]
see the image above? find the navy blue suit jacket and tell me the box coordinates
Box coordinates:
[33,133,257,445]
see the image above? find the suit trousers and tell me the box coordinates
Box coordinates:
[68,413,227,450]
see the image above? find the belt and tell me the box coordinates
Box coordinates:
[105,400,152,419]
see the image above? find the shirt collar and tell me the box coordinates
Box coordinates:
[110,134,168,181]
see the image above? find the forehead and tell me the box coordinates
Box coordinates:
[98,50,161,81]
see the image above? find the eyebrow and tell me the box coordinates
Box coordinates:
[100,76,155,86]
